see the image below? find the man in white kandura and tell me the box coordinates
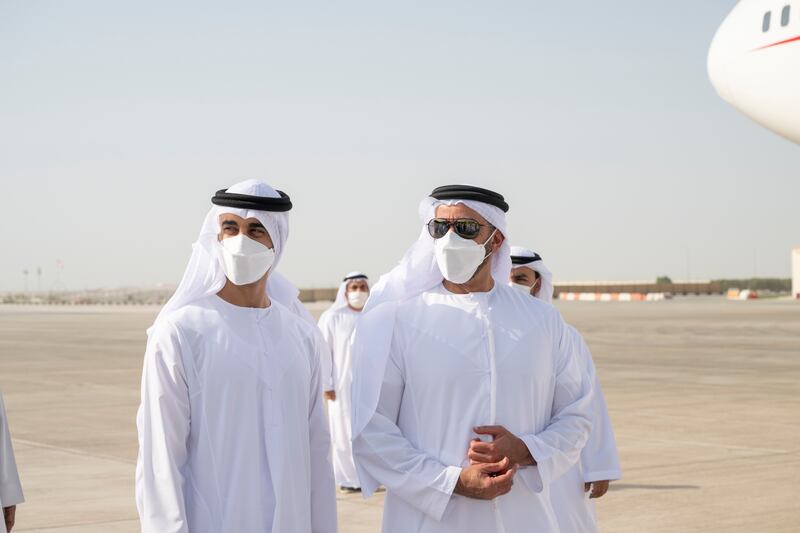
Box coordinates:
[350,184,593,533]
[0,393,23,533]
[136,179,336,533]
[510,246,622,533]
[318,272,370,493]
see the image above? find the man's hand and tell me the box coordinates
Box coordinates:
[584,480,610,499]
[469,426,535,466]
[4,505,16,533]
[454,457,517,500]
[323,390,336,401]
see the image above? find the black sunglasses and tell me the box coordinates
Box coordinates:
[427,218,490,239]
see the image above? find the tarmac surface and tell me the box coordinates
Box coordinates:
[0,297,798,532]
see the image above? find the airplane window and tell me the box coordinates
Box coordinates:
[781,5,791,26]
[763,11,771,32]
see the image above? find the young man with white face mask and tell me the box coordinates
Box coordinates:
[509,246,621,533]
[349,185,593,533]
[135,180,336,533]
[317,272,370,493]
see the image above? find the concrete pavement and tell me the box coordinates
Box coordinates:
[0,298,798,532]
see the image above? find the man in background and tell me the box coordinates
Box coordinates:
[509,246,621,532]
[318,272,370,493]
[0,392,24,533]
[509,246,553,302]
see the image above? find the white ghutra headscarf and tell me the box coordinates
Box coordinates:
[148,179,313,337]
[510,245,554,304]
[319,271,369,320]
[362,195,511,313]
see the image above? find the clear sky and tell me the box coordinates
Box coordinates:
[0,0,797,292]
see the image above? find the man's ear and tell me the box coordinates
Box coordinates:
[492,231,505,253]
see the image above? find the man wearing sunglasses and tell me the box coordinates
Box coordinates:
[350,185,593,533]
[509,247,621,533]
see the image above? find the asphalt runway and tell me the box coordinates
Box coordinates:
[0,297,798,532]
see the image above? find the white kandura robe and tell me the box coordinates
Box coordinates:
[549,326,622,533]
[0,393,24,533]
[318,306,361,488]
[136,295,337,533]
[352,283,593,533]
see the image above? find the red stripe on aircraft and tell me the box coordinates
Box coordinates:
[755,34,800,50]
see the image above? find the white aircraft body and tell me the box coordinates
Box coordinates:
[708,1,800,143]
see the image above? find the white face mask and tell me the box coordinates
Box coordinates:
[510,281,533,294]
[347,290,369,310]
[434,229,496,284]
[217,234,275,286]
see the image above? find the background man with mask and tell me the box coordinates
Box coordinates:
[318,272,370,493]
[349,185,593,533]
[509,246,553,302]
[0,392,23,533]
[509,246,622,533]
[135,180,336,533]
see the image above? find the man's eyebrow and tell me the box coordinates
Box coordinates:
[248,221,266,230]
[221,219,239,227]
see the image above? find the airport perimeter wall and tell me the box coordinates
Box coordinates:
[4,278,796,305]
[552,281,723,298]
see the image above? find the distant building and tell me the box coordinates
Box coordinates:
[793,248,800,300]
